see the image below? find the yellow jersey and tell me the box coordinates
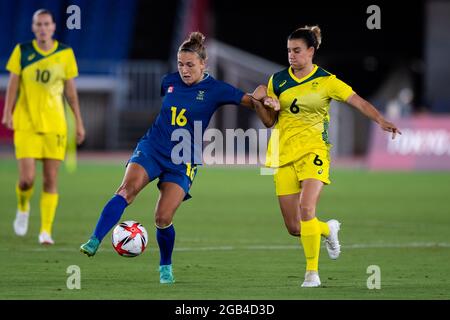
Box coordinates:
[266,64,354,167]
[6,40,78,134]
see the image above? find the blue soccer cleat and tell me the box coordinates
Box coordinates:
[159,265,175,284]
[80,236,100,257]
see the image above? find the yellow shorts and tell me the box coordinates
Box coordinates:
[274,150,331,196]
[14,131,66,160]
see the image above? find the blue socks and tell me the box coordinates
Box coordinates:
[93,194,128,241]
[156,224,175,265]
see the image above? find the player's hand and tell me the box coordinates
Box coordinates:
[379,119,402,139]
[76,125,86,145]
[263,97,281,111]
[1,113,13,130]
[251,85,268,101]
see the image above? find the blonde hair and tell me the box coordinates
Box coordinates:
[32,8,55,23]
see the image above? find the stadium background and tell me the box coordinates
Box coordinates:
[0,0,449,301]
[0,0,438,155]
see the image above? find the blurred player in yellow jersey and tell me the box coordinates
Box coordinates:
[253,25,401,287]
[1,9,85,245]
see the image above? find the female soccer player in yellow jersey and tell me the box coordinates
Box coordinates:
[1,9,85,245]
[253,25,401,287]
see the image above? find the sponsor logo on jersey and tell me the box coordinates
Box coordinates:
[279,80,287,87]
[27,53,36,61]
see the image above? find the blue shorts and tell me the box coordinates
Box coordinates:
[128,144,198,201]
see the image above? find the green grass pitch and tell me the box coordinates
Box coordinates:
[0,159,449,299]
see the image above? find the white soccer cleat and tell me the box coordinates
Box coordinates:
[301,271,321,288]
[325,219,341,260]
[39,231,55,245]
[13,210,29,236]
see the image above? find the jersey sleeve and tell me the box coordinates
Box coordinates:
[64,48,78,79]
[6,44,21,75]
[160,75,168,97]
[267,75,276,98]
[327,75,354,102]
[217,81,245,106]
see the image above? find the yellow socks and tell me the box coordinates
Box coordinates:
[16,186,59,235]
[40,192,59,234]
[318,219,330,237]
[300,217,321,272]
[16,184,34,212]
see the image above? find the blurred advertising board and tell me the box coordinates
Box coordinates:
[368,115,450,170]
[0,95,13,143]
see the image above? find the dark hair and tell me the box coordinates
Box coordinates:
[288,25,322,50]
[178,32,207,60]
[32,9,55,23]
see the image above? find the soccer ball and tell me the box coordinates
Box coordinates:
[112,221,148,257]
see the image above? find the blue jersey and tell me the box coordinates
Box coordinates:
[140,72,245,163]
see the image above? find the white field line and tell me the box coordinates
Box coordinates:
[2,242,450,253]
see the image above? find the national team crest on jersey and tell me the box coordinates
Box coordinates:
[168,86,174,93]
[196,90,205,100]
[312,81,319,89]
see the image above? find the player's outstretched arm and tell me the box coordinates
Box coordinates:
[1,72,20,130]
[347,93,402,140]
[245,85,279,128]
[64,79,86,145]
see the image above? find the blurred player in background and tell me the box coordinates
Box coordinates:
[1,9,85,245]
[253,25,401,287]
[80,32,267,284]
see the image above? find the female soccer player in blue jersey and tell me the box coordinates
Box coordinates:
[80,32,265,284]
[253,26,401,287]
